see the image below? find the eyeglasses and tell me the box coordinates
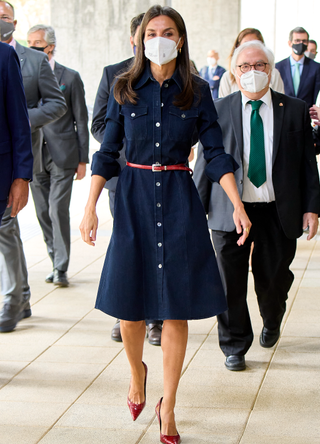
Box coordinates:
[293,39,308,44]
[237,62,269,73]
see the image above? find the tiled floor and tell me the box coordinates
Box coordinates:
[0,154,319,443]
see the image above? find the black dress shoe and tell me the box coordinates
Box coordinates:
[260,327,280,348]
[22,296,32,319]
[53,269,69,287]
[45,271,54,283]
[225,355,246,371]
[111,319,122,342]
[146,323,162,346]
[0,304,24,333]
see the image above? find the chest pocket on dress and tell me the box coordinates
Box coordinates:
[168,106,198,142]
[120,106,148,141]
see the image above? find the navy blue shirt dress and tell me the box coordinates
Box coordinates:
[92,62,237,321]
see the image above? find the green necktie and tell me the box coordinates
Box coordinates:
[247,100,266,188]
[293,62,300,95]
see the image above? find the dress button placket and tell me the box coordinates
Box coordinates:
[154,83,164,289]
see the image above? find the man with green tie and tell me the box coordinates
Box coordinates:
[276,27,320,109]
[193,41,320,371]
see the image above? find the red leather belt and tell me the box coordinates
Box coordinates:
[126,162,193,174]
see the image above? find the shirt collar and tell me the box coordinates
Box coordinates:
[135,61,183,92]
[241,88,272,109]
[8,38,16,49]
[290,54,305,66]
[49,57,55,71]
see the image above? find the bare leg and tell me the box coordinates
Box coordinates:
[120,320,146,404]
[159,319,188,436]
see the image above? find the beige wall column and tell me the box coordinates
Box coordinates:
[171,0,240,73]
[50,0,158,105]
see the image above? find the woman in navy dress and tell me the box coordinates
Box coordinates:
[80,5,251,443]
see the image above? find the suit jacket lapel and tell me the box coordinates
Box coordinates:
[229,91,244,160]
[297,57,309,96]
[285,57,295,96]
[15,42,26,71]
[271,89,284,165]
[53,62,64,84]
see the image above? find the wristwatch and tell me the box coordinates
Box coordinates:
[21,178,31,182]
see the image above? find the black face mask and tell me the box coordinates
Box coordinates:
[292,42,308,56]
[30,45,48,52]
[0,19,14,41]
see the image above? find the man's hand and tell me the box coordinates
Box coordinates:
[7,178,29,217]
[74,162,86,180]
[303,212,319,240]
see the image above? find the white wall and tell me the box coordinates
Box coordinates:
[241,0,320,63]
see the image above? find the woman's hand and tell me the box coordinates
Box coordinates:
[233,204,252,246]
[79,175,107,246]
[80,206,99,246]
[310,105,320,125]
[219,172,252,246]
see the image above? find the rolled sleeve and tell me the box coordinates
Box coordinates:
[197,82,238,183]
[91,89,124,181]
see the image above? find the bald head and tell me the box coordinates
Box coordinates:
[0,1,14,17]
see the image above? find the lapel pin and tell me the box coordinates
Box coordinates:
[279,103,283,106]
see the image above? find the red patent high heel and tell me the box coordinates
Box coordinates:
[127,361,147,421]
[155,397,181,444]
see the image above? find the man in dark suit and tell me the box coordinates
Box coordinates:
[276,27,320,109]
[199,50,226,99]
[194,41,320,371]
[0,0,67,333]
[27,24,89,287]
[0,41,33,224]
[91,13,163,346]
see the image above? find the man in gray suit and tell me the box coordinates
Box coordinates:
[0,1,67,333]
[27,24,89,287]
[194,41,320,371]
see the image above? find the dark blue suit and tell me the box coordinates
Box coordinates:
[199,65,226,99]
[275,56,320,108]
[0,42,33,224]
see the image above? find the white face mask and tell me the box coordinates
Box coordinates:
[239,70,269,93]
[304,51,316,60]
[144,36,180,66]
[207,57,217,67]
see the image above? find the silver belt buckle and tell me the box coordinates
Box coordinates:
[152,163,162,172]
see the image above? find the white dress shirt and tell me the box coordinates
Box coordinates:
[49,57,55,71]
[241,89,275,203]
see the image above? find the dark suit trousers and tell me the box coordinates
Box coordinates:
[30,144,74,272]
[212,202,296,357]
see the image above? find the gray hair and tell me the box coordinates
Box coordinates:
[231,40,275,74]
[27,24,56,54]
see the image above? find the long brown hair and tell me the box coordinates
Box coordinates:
[228,28,264,84]
[114,5,197,110]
